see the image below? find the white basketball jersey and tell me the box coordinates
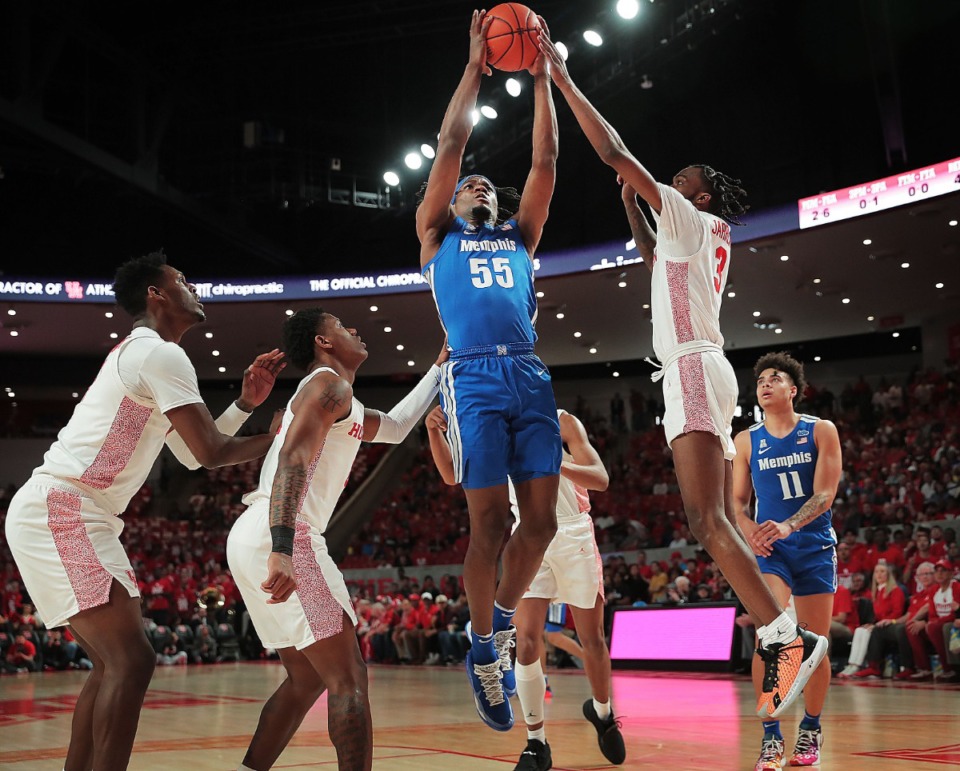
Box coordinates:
[34,327,204,514]
[510,410,591,524]
[649,183,730,362]
[242,367,365,533]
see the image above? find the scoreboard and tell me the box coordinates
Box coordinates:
[798,156,960,229]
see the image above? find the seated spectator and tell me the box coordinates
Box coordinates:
[438,592,470,665]
[894,562,938,680]
[839,561,905,677]
[192,624,218,664]
[6,631,37,673]
[924,560,960,682]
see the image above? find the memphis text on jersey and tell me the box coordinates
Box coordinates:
[459,238,518,253]
[757,451,814,472]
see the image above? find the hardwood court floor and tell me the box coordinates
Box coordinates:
[0,662,958,769]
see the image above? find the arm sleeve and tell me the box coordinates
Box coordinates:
[165,401,253,470]
[370,365,442,444]
[650,183,705,260]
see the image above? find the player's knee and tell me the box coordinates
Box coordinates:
[115,640,156,688]
[516,631,540,662]
[580,630,608,657]
[325,660,368,696]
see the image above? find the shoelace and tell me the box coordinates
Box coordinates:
[793,729,819,754]
[758,639,801,692]
[759,738,784,761]
[494,628,516,671]
[474,661,505,706]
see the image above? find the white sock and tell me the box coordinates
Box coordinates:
[757,612,796,648]
[515,659,546,727]
[593,698,612,720]
[238,764,257,771]
[528,725,546,743]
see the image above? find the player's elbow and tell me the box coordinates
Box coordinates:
[594,470,610,492]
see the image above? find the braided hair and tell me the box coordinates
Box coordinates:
[689,164,749,226]
[415,181,522,225]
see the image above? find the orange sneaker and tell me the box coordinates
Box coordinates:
[756,627,829,719]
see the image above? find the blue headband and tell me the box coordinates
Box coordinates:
[451,175,495,205]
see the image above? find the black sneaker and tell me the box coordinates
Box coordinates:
[582,699,626,765]
[513,739,552,771]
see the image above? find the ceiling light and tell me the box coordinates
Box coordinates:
[9,331,18,337]
[900,262,910,269]
[420,144,435,159]
[370,305,378,312]
[480,105,498,119]
[642,303,650,309]
[470,109,480,126]
[555,41,569,60]
[936,282,944,289]
[384,326,392,333]
[640,75,653,89]
[383,171,400,186]
[813,278,821,284]
[616,0,640,19]
[6,309,14,316]
[556,312,565,319]
[814,356,821,362]
[892,332,900,338]
[780,255,789,261]
[867,315,875,321]
[949,219,958,227]
[396,344,404,351]
[863,238,872,245]
[285,309,294,316]
[589,347,598,354]
[205,332,214,339]
[109,332,118,339]
[212,350,220,356]
[218,366,226,373]
[506,78,522,97]
[72,392,79,398]
[404,152,422,170]
[753,311,761,317]
[775,328,783,334]
[7,391,14,397]
[104,311,112,318]
[613,371,621,377]
[842,298,850,304]
[749,246,758,253]
[536,291,544,298]
[727,291,736,298]
[407,360,415,367]
[574,332,582,338]
[618,281,627,288]
[583,30,603,46]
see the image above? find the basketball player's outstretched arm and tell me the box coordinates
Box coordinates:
[514,17,558,256]
[619,178,657,273]
[260,373,353,604]
[731,430,766,555]
[538,30,662,214]
[558,412,608,492]
[753,420,842,551]
[416,10,493,265]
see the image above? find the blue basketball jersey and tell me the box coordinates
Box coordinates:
[749,415,834,541]
[423,217,537,351]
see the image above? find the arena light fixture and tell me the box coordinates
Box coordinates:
[900,262,910,269]
[212,350,220,356]
[480,105,498,119]
[420,144,436,159]
[404,152,422,170]
[618,281,627,288]
[813,278,821,283]
[218,366,226,373]
[727,290,736,298]
[506,78,522,97]
[555,41,569,60]
[574,331,582,338]
[936,282,944,288]
[814,356,821,362]
[285,309,294,316]
[383,171,400,186]
[583,30,603,46]
[556,312,565,319]
[9,331,18,338]
[780,255,789,261]
[589,347,598,354]
[616,0,640,19]
[867,315,875,321]
[72,392,79,398]
[471,109,481,126]
[950,219,958,227]
[103,311,112,318]
[842,298,850,304]
[384,326,392,333]
[536,291,544,298]
[205,332,214,339]
[109,332,117,339]
[752,311,761,317]
[370,305,378,312]
[396,344,404,351]
[407,360,415,367]
[863,238,872,245]
[613,371,621,377]
[892,332,900,338]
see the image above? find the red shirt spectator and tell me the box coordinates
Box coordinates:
[832,585,858,633]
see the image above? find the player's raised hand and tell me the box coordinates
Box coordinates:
[469,10,494,77]
[262,552,296,604]
[238,349,286,410]
[537,25,571,86]
[527,16,551,78]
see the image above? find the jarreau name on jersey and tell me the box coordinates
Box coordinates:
[757,451,814,472]
[459,238,518,253]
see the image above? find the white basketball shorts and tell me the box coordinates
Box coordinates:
[4,476,139,628]
[227,501,356,650]
[522,514,603,609]
[661,349,737,460]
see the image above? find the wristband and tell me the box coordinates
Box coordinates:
[270,525,295,556]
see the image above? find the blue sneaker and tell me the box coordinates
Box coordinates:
[465,649,514,731]
[494,626,517,697]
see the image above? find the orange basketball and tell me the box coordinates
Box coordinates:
[485,3,541,72]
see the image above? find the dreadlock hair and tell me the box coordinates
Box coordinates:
[753,351,807,407]
[415,181,523,225]
[689,164,749,226]
[112,250,168,318]
[283,307,328,372]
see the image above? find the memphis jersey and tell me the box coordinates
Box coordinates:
[509,410,590,523]
[34,327,204,514]
[423,217,537,350]
[649,184,729,362]
[241,367,364,534]
[749,415,835,542]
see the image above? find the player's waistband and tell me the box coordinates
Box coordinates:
[646,341,724,382]
[448,342,535,360]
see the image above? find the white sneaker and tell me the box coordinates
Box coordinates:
[837,663,859,678]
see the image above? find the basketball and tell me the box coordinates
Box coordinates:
[485,3,541,72]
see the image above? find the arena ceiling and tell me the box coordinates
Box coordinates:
[1,1,958,387]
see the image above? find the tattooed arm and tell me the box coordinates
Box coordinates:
[261,373,353,604]
[753,419,843,553]
[619,177,657,273]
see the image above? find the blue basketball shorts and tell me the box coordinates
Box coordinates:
[438,349,561,490]
[757,530,837,597]
[544,602,567,633]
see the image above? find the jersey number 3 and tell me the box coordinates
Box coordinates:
[713,246,728,293]
[470,257,514,289]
